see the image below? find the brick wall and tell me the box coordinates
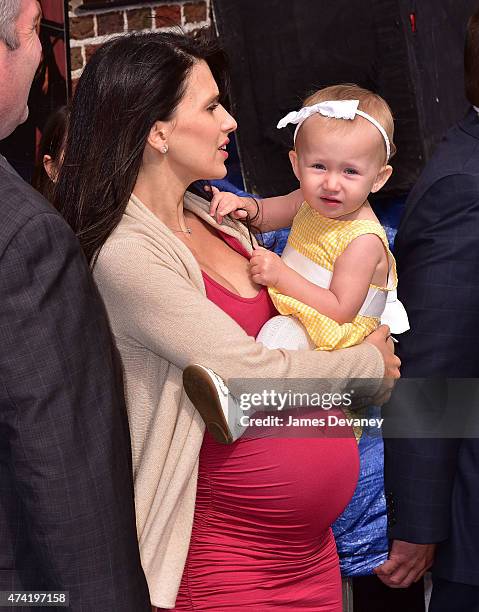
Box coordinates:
[69,0,211,87]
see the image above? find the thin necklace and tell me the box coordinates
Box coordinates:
[169,226,192,234]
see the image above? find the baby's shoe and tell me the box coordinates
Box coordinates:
[182,364,246,444]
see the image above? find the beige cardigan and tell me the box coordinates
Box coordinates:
[93,191,384,608]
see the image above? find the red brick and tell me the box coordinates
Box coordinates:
[126,8,153,31]
[81,0,117,6]
[69,15,94,40]
[70,46,83,71]
[184,2,207,24]
[97,10,124,36]
[155,5,181,28]
[85,43,101,63]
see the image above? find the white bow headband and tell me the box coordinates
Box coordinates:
[277,99,391,161]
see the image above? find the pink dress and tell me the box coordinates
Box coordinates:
[172,233,359,611]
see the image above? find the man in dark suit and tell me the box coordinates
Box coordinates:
[375,7,479,611]
[0,1,150,609]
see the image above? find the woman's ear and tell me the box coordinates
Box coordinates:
[371,164,393,193]
[43,154,57,182]
[147,121,169,154]
[289,149,300,181]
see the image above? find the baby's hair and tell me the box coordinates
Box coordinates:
[302,83,396,161]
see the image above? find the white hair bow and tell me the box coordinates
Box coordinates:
[277,99,390,161]
[277,100,360,129]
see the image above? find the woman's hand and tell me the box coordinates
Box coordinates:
[207,185,257,224]
[364,325,401,405]
[249,247,283,286]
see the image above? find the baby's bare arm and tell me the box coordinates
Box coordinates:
[208,186,303,231]
[270,234,386,324]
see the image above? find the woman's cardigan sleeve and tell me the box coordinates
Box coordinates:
[95,237,384,395]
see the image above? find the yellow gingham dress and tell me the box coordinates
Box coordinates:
[269,202,398,351]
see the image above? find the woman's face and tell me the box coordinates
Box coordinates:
[167,60,237,183]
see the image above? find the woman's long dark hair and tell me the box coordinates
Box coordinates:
[54,31,229,265]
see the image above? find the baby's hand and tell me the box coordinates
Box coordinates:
[250,247,283,286]
[207,185,249,224]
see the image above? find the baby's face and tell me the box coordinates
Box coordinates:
[290,115,391,220]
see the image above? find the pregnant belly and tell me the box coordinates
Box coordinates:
[170,416,358,610]
[197,413,359,548]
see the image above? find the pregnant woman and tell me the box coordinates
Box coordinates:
[54,31,399,611]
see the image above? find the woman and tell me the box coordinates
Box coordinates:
[54,31,399,611]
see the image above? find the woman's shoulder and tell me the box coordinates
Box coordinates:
[96,215,174,267]
[94,200,196,283]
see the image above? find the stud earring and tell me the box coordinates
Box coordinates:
[162,144,168,154]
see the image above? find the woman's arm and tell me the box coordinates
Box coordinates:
[94,238,387,399]
[209,187,303,232]
[250,234,385,324]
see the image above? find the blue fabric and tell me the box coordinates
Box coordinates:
[261,226,291,255]
[332,408,388,576]
[210,178,251,198]
[210,178,405,576]
[371,195,407,251]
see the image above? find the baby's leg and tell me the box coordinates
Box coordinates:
[256,314,315,350]
[182,364,246,444]
[183,316,313,444]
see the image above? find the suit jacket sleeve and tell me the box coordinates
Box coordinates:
[0,212,150,610]
[385,174,479,543]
